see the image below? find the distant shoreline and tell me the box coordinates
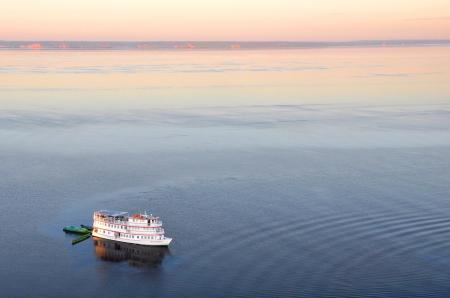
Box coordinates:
[1,40,449,51]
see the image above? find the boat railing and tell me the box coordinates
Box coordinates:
[126,226,164,232]
[94,218,163,229]
[94,218,128,225]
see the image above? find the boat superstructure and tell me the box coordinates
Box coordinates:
[92,210,172,246]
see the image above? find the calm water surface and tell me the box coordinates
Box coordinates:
[1,47,450,297]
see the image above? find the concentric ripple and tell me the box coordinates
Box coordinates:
[174,209,450,297]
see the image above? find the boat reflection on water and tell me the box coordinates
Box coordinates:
[93,237,169,268]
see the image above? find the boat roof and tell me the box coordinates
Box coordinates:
[96,210,129,217]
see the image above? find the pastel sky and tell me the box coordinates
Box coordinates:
[2,0,450,41]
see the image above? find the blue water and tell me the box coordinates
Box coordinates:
[0,46,449,297]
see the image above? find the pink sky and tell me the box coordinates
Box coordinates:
[2,0,450,41]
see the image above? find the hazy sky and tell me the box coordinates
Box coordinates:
[2,0,450,41]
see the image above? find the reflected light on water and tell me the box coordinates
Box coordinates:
[0,46,449,110]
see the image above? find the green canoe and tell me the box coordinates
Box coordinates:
[72,233,91,245]
[63,225,91,235]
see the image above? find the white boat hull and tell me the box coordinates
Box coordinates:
[92,231,172,246]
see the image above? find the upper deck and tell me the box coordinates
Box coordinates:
[94,210,162,227]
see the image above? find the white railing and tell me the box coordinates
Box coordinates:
[95,220,164,234]
[93,216,125,223]
[93,216,162,226]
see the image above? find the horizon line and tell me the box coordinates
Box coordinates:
[2,39,449,51]
[1,38,450,43]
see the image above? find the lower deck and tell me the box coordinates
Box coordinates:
[93,228,172,246]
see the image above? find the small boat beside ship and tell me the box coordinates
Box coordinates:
[63,225,92,245]
[63,225,91,235]
[92,210,172,246]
